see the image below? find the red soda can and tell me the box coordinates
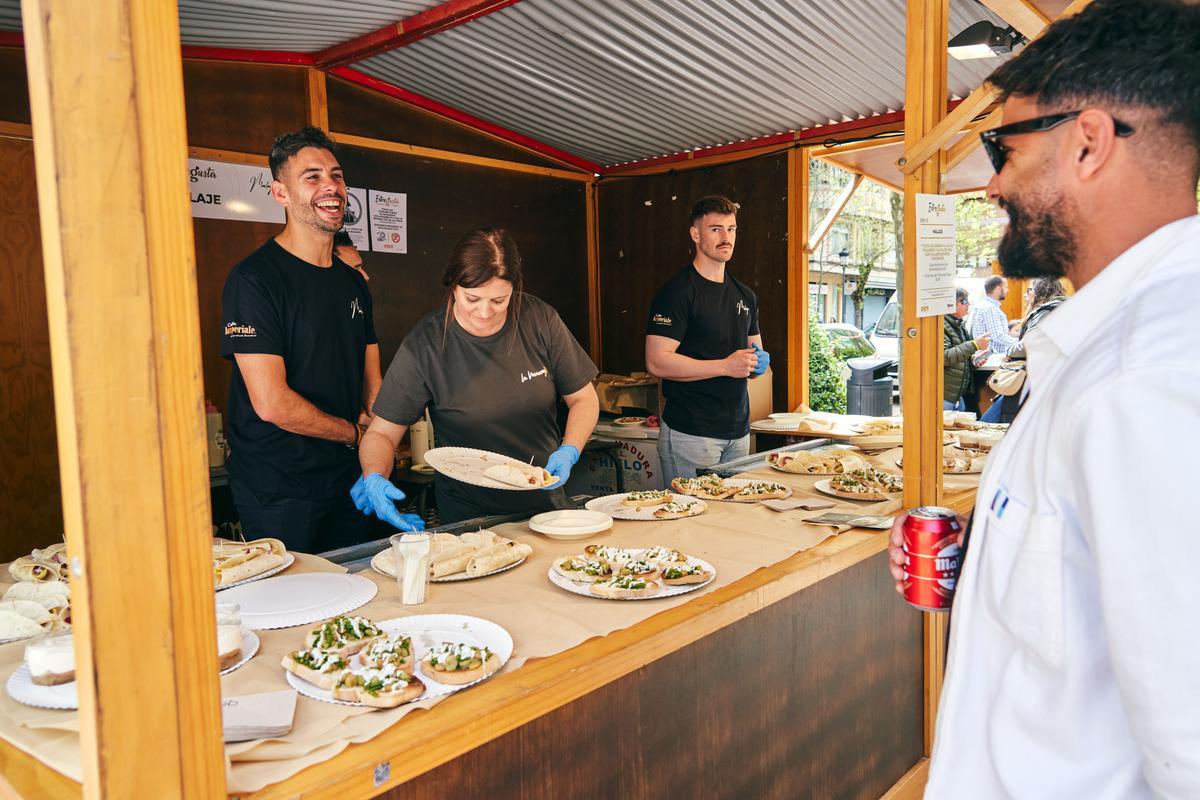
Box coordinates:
[901,506,962,612]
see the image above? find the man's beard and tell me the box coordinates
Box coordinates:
[996,192,1075,279]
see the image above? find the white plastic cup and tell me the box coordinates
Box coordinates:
[390,532,431,605]
[409,421,430,465]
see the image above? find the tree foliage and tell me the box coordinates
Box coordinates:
[808,317,847,414]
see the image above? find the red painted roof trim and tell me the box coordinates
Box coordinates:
[180,46,314,65]
[315,0,523,70]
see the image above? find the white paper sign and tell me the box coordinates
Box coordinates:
[369,190,408,253]
[915,193,957,317]
[343,187,370,250]
[188,159,284,224]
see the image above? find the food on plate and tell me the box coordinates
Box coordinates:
[332,664,425,708]
[590,575,661,600]
[642,546,687,566]
[583,545,635,566]
[466,541,534,578]
[212,537,287,586]
[0,600,53,628]
[280,648,350,690]
[828,467,904,501]
[215,603,243,670]
[973,429,1005,449]
[768,447,869,475]
[671,475,735,500]
[304,615,382,657]
[9,542,69,583]
[483,462,556,488]
[419,642,501,685]
[942,410,978,428]
[616,559,661,582]
[728,481,789,502]
[660,563,714,586]
[614,416,646,425]
[0,610,46,640]
[25,631,75,686]
[653,501,705,519]
[622,489,672,508]
[554,556,613,583]
[3,581,69,612]
[856,418,903,435]
[942,444,986,473]
[359,635,415,673]
[430,542,477,578]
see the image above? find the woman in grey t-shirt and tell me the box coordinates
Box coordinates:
[354,228,600,525]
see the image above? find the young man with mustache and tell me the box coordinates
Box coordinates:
[220,127,420,552]
[645,195,769,480]
[888,1,1200,796]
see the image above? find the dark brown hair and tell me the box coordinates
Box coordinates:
[267,125,338,179]
[1029,276,1065,310]
[442,228,524,342]
[689,195,739,227]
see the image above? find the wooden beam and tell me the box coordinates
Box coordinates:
[306,68,329,131]
[978,0,1051,39]
[806,173,863,253]
[787,149,811,410]
[331,131,592,182]
[0,120,33,140]
[901,0,949,757]
[901,0,1094,175]
[21,0,224,796]
[585,180,603,368]
[881,758,930,800]
[315,0,523,69]
[944,107,1003,173]
[188,145,268,167]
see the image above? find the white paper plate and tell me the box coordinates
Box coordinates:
[285,614,513,708]
[6,664,77,710]
[701,477,793,503]
[528,510,613,540]
[547,554,716,600]
[218,573,378,630]
[584,493,707,521]
[768,412,809,424]
[813,478,900,502]
[613,417,646,427]
[751,419,800,432]
[370,549,527,582]
[220,630,260,676]
[423,446,555,491]
[215,552,296,592]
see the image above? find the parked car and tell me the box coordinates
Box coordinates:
[819,323,877,360]
[866,300,900,398]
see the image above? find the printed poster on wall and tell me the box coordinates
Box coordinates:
[343,187,370,251]
[187,158,284,224]
[368,190,407,254]
[914,193,957,317]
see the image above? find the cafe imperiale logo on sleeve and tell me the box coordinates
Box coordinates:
[224,321,257,338]
[651,313,672,326]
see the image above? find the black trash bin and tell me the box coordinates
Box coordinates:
[846,357,896,417]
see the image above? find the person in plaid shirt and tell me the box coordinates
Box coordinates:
[970,275,1019,355]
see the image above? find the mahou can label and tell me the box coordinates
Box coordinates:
[902,506,962,612]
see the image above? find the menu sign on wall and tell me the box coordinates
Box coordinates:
[915,193,957,318]
[187,159,284,224]
[368,190,407,254]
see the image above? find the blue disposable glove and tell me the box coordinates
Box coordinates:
[751,342,770,375]
[349,475,370,513]
[543,444,580,490]
[361,473,425,531]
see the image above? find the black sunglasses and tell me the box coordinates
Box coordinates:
[979,110,1135,172]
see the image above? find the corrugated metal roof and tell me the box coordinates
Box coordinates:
[1,0,1029,169]
[355,0,1010,166]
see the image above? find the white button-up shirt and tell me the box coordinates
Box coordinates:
[927,216,1200,799]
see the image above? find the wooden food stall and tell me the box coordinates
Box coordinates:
[0,0,1081,796]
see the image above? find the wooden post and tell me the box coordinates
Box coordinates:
[902,0,950,756]
[21,0,225,796]
[787,149,811,410]
[307,68,330,130]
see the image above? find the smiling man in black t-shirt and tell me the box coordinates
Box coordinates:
[220,126,422,552]
[645,195,771,481]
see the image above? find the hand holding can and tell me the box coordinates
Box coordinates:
[889,507,966,612]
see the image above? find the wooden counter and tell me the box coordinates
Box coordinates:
[0,482,974,800]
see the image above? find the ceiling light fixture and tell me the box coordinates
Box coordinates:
[948,20,1026,60]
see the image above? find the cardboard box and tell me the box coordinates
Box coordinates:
[748,366,774,422]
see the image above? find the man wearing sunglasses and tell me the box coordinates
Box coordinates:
[889,1,1200,797]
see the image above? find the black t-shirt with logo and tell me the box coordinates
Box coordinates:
[372,294,597,523]
[220,239,377,498]
[646,265,760,439]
